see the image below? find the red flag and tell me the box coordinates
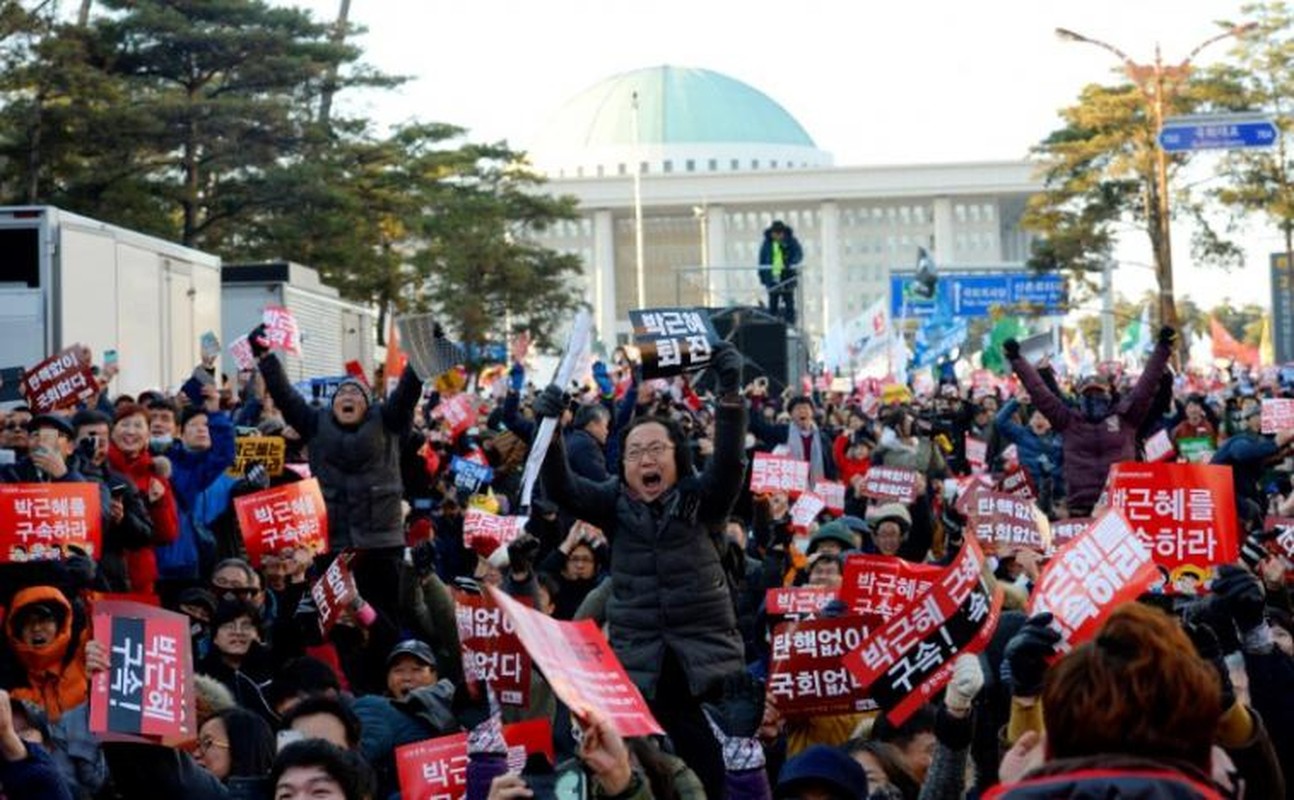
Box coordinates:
[385,315,407,396]
[1211,317,1259,366]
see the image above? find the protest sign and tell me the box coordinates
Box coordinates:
[432,393,477,439]
[860,466,920,504]
[1029,510,1159,652]
[489,587,662,738]
[1106,462,1238,592]
[1264,518,1294,570]
[965,490,1046,551]
[750,453,810,496]
[839,555,941,628]
[520,311,591,508]
[396,314,466,381]
[952,476,995,518]
[0,483,102,562]
[395,719,554,800]
[965,436,988,472]
[200,331,221,362]
[453,590,531,707]
[234,479,327,567]
[815,481,846,515]
[310,551,357,635]
[21,348,97,413]
[1262,398,1294,434]
[1143,428,1176,463]
[789,492,825,531]
[450,456,495,495]
[89,601,195,740]
[842,538,1002,726]
[768,616,877,717]
[628,308,722,379]
[463,509,526,557]
[765,586,836,623]
[226,436,286,477]
[229,336,256,371]
[1047,517,1093,555]
[262,305,303,356]
[995,466,1035,501]
[1177,437,1215,464]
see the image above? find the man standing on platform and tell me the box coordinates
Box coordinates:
[758,220,802,326]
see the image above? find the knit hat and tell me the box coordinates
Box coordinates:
[775,744,869,799]
[866,502,912,531]
[808,521,858,554]
[332,377,370,403]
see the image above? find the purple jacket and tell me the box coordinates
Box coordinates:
[1009,341,1170,513]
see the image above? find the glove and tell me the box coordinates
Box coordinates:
[592,361,614,397]
[711,342,743,394]
[248,323,270,360]
[1183,620,1236,710]
[508,362,525,393]
[1003,338,1021,360]
[410,540,438,578]
[1002,612,1061,697]
[1157,326,1177,347]
[1212,564,1265,633]
[944,653,985,714]
[532,384,566,419]
[506,533,540,576]
[244,462,270,492]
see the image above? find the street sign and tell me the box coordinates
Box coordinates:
[1273,254,1294,364]
[890,271,1067,320]
[1158,114,1277,153]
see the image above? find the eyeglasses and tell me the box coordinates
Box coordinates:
[214,585,258,598]
[195,736,229,755]
[624,443,674,462]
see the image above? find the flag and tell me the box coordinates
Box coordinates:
[1210,317,1259,366]
[981,317,1028,375]
[1119,306,1150,354]
[1260,314,1275,367]
[397,314,467,379]
[383,315,406,396]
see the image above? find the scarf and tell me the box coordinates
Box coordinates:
[789,424,826,484]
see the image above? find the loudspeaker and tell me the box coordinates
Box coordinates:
[711,308,789,392]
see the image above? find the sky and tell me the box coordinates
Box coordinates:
[280,0,1284,313]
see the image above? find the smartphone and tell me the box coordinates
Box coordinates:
[276,729,304,751]
[103,349,118,368]
[524,767,586,800]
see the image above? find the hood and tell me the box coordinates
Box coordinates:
[987,758,1223,800]
[7,585,74,674]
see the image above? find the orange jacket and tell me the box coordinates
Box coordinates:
[6,585,89,721]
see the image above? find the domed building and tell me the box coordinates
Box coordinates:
[527,65,1042,384]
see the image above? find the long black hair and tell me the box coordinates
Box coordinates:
[213,706,275,780]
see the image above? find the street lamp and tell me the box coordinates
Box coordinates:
[1055,23,1256,344]
[693,204,710,306]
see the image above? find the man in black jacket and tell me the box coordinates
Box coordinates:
[565,403,612,483]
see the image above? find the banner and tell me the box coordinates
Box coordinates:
[789,492,825,531]
[765,586,836,623]
[463,509,526,556]
[966,490,1046,552]
[432,393,477,439]
[229,336,256,371]
[1262,398,1294,434]
[395,719,554,800]
[1177,437,1215,464]
[628,308,721,379]
[0,483,102,562]
[749,453,810,496]
[234,479,328,567]
[768,616,877,717]
[1047,517,1093,555]
[262,305,303,356]
[450,456,494,495]
[226,436,286,478]
[397,314,467,381]
[839,554,941,628]
[310,551,357,635]
[89,601,195,740]
[200,331,221,362]
[21,348,97,413]
[860,466,920,504]
[488,587,662,738]
[995,466,1035,501]
[520,311,592,508]
[965,436,988,472]
[842,538,1002,726]
[1106,463,1238,591]
[815,481,846,515]
[453,590,531,707]
[1029,510,1159,652]
[1143,429,1176,463]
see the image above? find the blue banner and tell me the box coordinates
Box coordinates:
[451,456,494,494]
[891,272,1067,319]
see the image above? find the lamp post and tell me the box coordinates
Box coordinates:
[693,204,710,306]
[1056,24,1255,345]
[631,91,646,310]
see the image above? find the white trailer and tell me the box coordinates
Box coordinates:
[0,206,222,399]
[221,261,377,383]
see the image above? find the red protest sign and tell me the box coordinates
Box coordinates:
[750,453,810,496]
[395,718,554,800]
[1143,428,1176,463]
[0,483,102,562]
[21,348,97,413]
[262,305,303,356]
[1106,463,1238,591]
[1262,398,1294,434]
[1029,510,1159,652]
[1047,517,1093,555]
[310,551,357,635]
[995,466,1035,501]
[952,476,995,517]
[768,616,876,718]
[860,466,920,504]
[842,538,1002,726]
[463,509,525,557]
[839,554,941,628]
[229,336,256,371]
[488,587,663,738]
[453,590,532,707]
[233,479,328,567]
[765,586,836,622]
[965,436,988,472]
[432,393,477,439]
[789,492,825,531]
[965,490,1045,552]
[89,601,196,741]
[815,481,846,515]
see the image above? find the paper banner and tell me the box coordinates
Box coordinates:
[233,479,328,567]
[0,482,102,562]
[21,348,97,413]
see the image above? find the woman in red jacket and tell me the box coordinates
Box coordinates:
[108,403,179,596]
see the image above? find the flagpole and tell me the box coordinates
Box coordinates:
[631,91,646,309]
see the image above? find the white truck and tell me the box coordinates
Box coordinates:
[0,206,223,399]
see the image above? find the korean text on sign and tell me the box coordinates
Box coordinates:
[463,509,526,556]
[0,483,102,562]
[860,466,920,504]
[453,590,532,707]
[765,586,837,622]
[226,436,286,477]
[629,307,720,379]
[768,616,877,717]
[450,456,494,494]
[750,453,810,496]
[261,304,303,356]
[840,554,941,628]
[89,601,195,740]
[395,719,555,800]
[21,348,97,414]
[967,490,1045,551]
[234,478,328,567]
[789,492,825,531]
[815,481,846,514]
[311,551,357,635]
[1262,398,1294,434]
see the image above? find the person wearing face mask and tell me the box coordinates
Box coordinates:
[107,404,180,596]
[1004,328,1174,517]
[994,397,1064,515]
[146,398,180,454]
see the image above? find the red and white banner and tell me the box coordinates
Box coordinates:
[463,509,526,557]
[814,481,846,515]
[310,551,357,635]
[842,537,1002,726]
[0,483,102,562]
[233,479,327,567]
[432,393,478,439]
[1106,463,1238,592]
[21,348,97,413]
[995,466,1035,501]
[965,436,988,472]
[453,590,531,707]
[395,719,554,800]
[1143,429,1176,463]
[229,336,256,371]
[965,490,1045,551]
[765,586,836,622]
[262,305,303,356]
[1029,510,1159,652]
[1047,517,1093,555]
[489,587,662,738]
[89,601,195,741]
[1262,398,1294,434]
[789,492,825,531]
[750,453,810,496]
[768,616,877,718]
[859,466,920,504]
[840,554,941,628]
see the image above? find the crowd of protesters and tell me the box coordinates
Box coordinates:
[0,318,1292,800]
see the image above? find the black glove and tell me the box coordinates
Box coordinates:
[411,540,438,578]
[1183,620,1236,710]
[1002,612,1061,697]
[711,342,743,395]
[1157,326,1177,347]
[244,462,270,492]
[1003,338,1021,360]
[506,533,541,576]
[532,384,566,420]
[248,323,270,360]
[1212,564,1265,633]
[702,671,765,739]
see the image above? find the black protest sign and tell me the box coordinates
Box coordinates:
[629,308,721,379]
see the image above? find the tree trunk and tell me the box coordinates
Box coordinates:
[316,0,351,130]
[77,0,92,26]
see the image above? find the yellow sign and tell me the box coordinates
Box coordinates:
[227,436,286,477]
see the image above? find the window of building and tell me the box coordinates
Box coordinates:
[596,165,605,177]
[708,158,718,171]
[576,166,584,178]
[771,160,778,168]
[685,159,695,172]
[983,202,996,221]
[617,163,627,176]
[730,158,740,170]
[663,160,673,173]
[955,204,967,223]
[751,159,760,169]
[640,161,649,174]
